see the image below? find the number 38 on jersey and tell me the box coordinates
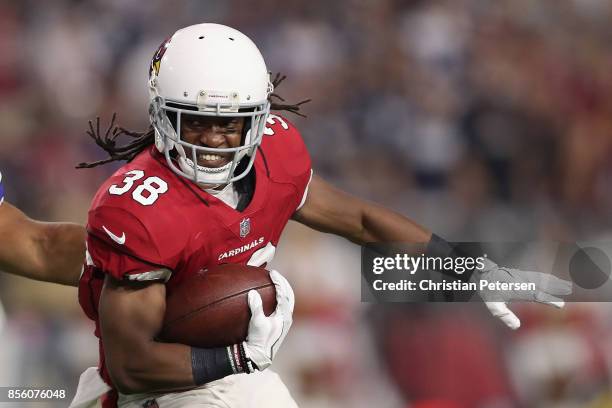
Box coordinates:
[108,170,168,206]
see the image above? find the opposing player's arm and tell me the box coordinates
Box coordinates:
[99,275,196,394]
[0,202,85,286]
[293,174,431,246]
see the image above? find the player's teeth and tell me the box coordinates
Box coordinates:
[201,154,222,161]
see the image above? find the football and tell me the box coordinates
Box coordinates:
[159,264,277,348]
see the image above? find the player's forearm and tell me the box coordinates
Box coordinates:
[36,221,86,286]
[16,220,85,286]
[101,277,244,394]
[0,203,84,286]
[107,341,196,394]
[108,340,248,394]
[356,202,431,245]
[100,279,194,394]
[0,203,42,278]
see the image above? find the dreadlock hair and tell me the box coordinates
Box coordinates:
[76,72,311,169]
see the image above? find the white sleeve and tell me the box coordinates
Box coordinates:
[296,169,313,212]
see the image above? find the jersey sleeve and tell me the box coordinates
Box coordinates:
[86,205,172,282]
[263,114,313,213]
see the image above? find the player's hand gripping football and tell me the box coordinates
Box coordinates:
[243,270,294,372]
[477,259,572,330]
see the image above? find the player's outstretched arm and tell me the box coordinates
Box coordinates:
[0,202,85,287]
[293,174,432,246]
[293,174,570,330]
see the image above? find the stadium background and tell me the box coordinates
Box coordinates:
[2,0,612,406]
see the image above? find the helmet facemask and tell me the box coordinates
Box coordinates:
[149,95,270,186]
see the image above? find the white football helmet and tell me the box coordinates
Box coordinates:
[148,23,273,185]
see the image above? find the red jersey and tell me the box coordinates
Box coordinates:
[78,115,311,404]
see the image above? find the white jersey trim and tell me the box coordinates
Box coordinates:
[204,183,240,209]
[125,268,172,283]
[296,169,313,212]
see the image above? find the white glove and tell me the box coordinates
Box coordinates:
[243,270,295,371]
[477,259,572,330]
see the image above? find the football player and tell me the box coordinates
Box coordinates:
[0,23,570,408]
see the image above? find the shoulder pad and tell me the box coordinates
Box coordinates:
[87,205,172,281]
[261,114,311,179]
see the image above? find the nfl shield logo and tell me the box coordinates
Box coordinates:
[239,218,251,238]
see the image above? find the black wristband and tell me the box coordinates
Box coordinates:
[191,346,237,386]
[425,234,476,282]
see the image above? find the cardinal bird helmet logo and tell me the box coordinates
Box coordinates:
[149,37,171,78]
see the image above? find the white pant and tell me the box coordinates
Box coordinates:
[69,367,298,408]
[69,367,110,408]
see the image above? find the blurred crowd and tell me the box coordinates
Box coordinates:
[2,0,612,407]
